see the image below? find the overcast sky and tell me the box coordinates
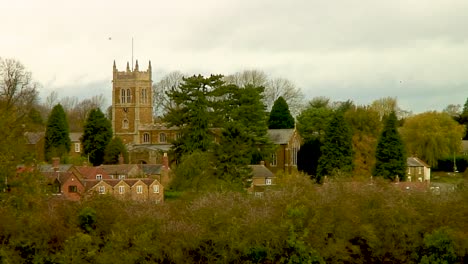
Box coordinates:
[1,0,467,113]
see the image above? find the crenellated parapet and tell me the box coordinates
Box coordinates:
[113,60,152,81]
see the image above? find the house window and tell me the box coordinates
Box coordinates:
[126,89,132,103]
[159,133,166,143]
[118,175,126,180]
[408,167,411,174]
[119,186,125,194]
[96,174,102,180]
[176,133,182,140]
[418,167,422,174]
[99,186,105,193]
[136,185,143,194]
[153,185,159,193]
[122,119,129,129]
[143,133,150,143]
[68,185,78,193]
[270,153,277,167]
[74,143,80,153]
[120,88,126,104]
[265,178,272,185]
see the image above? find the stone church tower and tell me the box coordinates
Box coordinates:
[112,60,153,144]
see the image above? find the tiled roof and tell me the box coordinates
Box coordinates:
[70,132,83,142]
[249,165,275,178]
[74,166,109,179]
[138,164,163,175]
[42,171,75,184]
[128,144,173,152]
[267,129,295,145]
[24,132,45,144]
[38,164,73,173]
[99,164,140,175]
[407,157,430,168]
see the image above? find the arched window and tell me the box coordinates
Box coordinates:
[159,133,166,143]
[126,89,131,103]
[143,133,150,143]
[120,88,126,104]
[122,119,129,129]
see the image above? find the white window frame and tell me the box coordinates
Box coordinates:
[136,185,143,194]
[99,186,105,193]
[119,185,125,194]
[265,178,272,185]
[74,142,80,153]
[418,167,422,174]
[126,89,131,103]
[153,185,159,193]
[96,174,102,180]
[118,175,126,180]
[270,153,277,167]
[120,88,126,104]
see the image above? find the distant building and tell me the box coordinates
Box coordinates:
[407,157,431,183]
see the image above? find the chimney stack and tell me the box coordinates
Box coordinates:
[162,153,169,170]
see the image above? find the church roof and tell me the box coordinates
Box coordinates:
[267,129,295,145]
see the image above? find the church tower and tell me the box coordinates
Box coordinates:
[112,60,153,144]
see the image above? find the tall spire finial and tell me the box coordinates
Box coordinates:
[113,60,116,71]
[126,62,130,72]
[134,59,139,71]
[148,60,152,71]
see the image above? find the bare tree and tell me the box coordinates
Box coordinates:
[0,58,39,115]
[44,91,59,112]
[264,77,304,117]
[152,71,185,118]
[224,69,268,88]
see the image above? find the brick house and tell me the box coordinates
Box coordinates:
[43,171,84,201]
[83,178,164,202]
[248,162,276,196]
[266,129,301,174]
[407,157,431,183]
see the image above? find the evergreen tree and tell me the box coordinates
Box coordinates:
[81,108,112,166]
[316,111,354,182]
[214,83,272,164]
[268,96,295,129]
[44,104,71,162]
[165,75,222,162]
[373,111,406,181]
[103,137,128,164]
[213,123,254,189]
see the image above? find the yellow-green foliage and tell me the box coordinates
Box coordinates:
[1,174,467,263]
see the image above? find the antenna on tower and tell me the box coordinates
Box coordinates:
[131,37,134,71]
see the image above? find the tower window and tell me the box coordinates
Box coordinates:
[126,89,131,103]
[159,133,166,143]
[291,138,300,166]
[141,88,148,104]
[120,88,126,104]
[122,119,129,129]
[143,133,150,143]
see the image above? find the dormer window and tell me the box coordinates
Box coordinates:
[96,174,102,180]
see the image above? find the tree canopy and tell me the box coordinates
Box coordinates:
[400,111,465,167]
[81,108,113,166]
[44,104,71,162]
[103,137,128,164]
[373,111,407,181]
[268,96,295,129]
[316,110,354,182]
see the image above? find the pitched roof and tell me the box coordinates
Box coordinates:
[98,164,141,175]
[249,165,275,178]
[138,164,163,175]
[407,157,430,168]
[74,166,109,180]
[128,144,172,152]
[24,132,45,144]
[42,171,76,184]
[267,129,295,145]
[38,164,73,173]
[69,132,83,142]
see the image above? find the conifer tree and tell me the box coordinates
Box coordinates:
[103,137,128,164]
[44,104,71,161]
[373,111,407,181]
[268,96,295,129]
[316,110,354,182]
[81,108,113,166]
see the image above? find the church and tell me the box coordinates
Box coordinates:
[111,60,301,173]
